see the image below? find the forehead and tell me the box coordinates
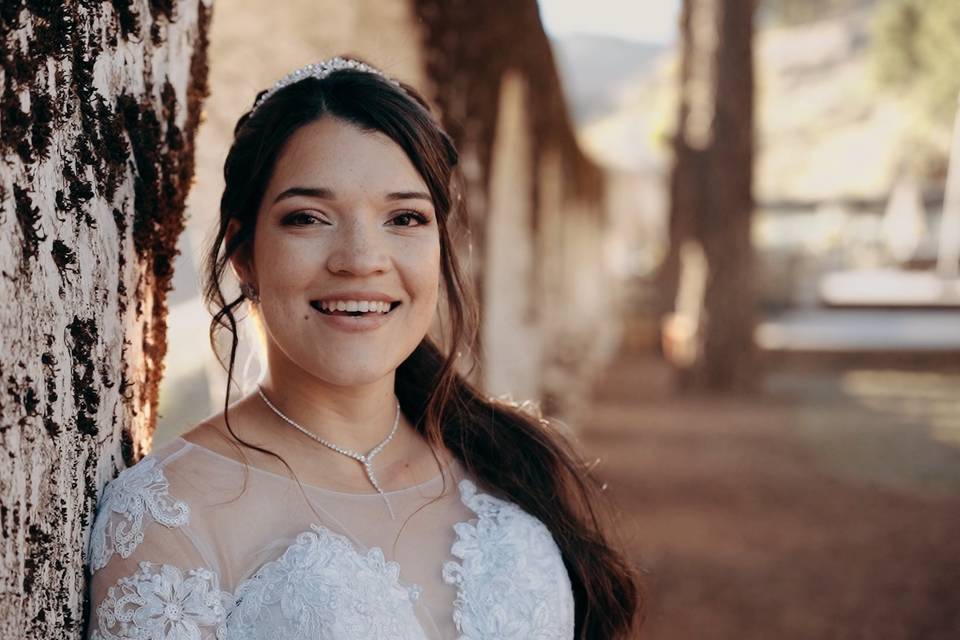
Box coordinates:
[265,116,428,198]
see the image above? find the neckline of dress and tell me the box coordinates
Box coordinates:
[175,436,454,498]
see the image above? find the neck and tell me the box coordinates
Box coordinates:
[256,371,402,457]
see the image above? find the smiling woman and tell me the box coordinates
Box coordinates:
[229,115,442,386]
[84,56,642,639]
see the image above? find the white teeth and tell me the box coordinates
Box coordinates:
[317,300,394,313]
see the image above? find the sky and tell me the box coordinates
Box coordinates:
[537,0,681,43]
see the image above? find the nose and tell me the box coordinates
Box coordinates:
[325,219,391,276]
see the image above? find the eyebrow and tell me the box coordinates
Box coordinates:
[272,186,433,205]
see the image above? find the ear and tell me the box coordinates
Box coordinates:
[225,217,257,287]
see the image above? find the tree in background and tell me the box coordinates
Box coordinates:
[0,2,210,636]
[760,0,872,26]
[661,0,758,392]
[873,0,960,275]
[873,0,960,175]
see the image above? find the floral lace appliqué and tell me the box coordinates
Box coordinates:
[90,457,190,571]
[223,524,425,640]
[91,561,230,640]
[441,479,576,640]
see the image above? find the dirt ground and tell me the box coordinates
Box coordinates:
[578,350,960,640]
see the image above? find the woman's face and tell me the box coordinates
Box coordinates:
[235,116,441,388]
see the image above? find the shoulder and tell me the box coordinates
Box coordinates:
[442,478,577,638]
[451,478,566,558]
[88,440,193,572]
[178,394,264,464]
[86,439,237,639]
[451,477,572,576]
[180,417,241,460]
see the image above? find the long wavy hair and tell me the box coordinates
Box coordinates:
[202,56,644,638]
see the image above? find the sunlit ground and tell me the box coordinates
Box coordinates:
[582,350,960,639]
[840,369,960,452]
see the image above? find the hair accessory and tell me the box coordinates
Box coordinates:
[251,56,404,115]
[240,282,260,303]
[256,386,401,519]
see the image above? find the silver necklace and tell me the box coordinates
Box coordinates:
[256,386,400,519]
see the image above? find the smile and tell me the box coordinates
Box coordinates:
[310,300,402,316]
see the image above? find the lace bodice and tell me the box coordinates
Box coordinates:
[85,438,575,639]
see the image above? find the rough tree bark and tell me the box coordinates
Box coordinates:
[664,0,758,391]
[0,1,211,637]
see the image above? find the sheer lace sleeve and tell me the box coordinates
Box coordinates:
[85,455,230,640]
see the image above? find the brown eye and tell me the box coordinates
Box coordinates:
[390,211,429,227]
[283,212,326,226]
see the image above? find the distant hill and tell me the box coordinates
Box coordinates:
[549,34,666,125]
[560,8,921,202]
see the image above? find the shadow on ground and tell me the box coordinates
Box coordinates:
[581,351,960,639]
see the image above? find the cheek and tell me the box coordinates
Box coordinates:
[419,242,442,298]
[399,242,441,324]
[255,238,318,291]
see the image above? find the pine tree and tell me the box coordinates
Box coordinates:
[663,0,758,391]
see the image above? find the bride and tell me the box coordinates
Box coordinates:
[86,56,642,639]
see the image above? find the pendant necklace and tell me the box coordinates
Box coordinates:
[256,386,400,519]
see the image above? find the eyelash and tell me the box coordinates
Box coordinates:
[283,211,430,227]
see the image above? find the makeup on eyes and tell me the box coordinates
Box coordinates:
[279,209,432,227]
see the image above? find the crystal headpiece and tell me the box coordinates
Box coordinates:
[251,56,405,114]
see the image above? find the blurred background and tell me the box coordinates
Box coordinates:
[156,0,960,637]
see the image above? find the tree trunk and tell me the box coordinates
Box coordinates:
[0,1,211,637]
[664,0,758,391]
[696,0,758,390]
[660,0,711,380]
[657,0,699,324]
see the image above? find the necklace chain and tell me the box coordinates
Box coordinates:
[255,386,400,519]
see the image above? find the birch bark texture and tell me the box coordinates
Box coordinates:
[0,1,211,637]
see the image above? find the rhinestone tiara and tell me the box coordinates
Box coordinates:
[251,56,405,114]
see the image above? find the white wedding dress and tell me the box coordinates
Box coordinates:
[85,437,576,639]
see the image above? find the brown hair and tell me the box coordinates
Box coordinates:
[202,56,644,638]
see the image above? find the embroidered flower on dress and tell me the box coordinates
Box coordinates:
[224,524,423,640]
[441,479,575,640]
[91,561,229,640]
[89,457,190,571]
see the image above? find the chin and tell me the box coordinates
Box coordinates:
[331,372,391,388]
[313,361,398,388]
